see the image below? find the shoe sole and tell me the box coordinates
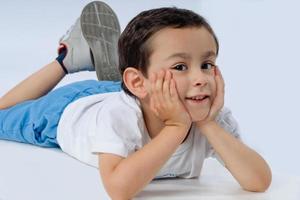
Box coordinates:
[80,1,121,81]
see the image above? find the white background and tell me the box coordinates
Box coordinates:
[0,0,299,177]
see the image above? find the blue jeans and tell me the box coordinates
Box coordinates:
[0,80,121,148]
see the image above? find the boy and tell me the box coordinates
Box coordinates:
[0,1,272,199]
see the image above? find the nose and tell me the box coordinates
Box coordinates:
[190,67,208,87]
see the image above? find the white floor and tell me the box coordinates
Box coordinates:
[1,0,300,178]
[0,140,299,200]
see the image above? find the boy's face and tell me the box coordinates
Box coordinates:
[144,27,218,121]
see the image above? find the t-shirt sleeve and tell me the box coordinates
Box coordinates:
[205,107,242,165]
[88,103,143,158]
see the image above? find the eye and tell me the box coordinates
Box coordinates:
[172,64,188,71]
[201,63,216,70]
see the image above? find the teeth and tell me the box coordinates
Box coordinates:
[190,96,206,100]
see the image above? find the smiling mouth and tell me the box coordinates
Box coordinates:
[185,95,209,103]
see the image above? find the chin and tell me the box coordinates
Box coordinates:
[184,101,211,122]
[190,111,209,122]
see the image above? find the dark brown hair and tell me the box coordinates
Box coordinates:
[118,7,219,96]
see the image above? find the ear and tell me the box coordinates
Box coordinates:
[123,67,148,99]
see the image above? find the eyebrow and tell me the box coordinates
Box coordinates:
[165,51,217,61]
[201,51,217,59]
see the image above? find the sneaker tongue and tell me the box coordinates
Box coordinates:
[58,44,67,55]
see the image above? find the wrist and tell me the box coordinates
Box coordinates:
[196,120,217,135]
[176,123,191,134]
[164,120,191,130]
[162,124,191,145]
[164,122,191,136]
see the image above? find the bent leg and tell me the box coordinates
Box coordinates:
[0,61,65,110]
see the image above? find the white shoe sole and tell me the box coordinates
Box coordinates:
[81,1,121,81]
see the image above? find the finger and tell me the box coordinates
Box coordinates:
[155,69,165,105]
[155,69,164,90]
[150,94,159,116]
[215,67,225,97]
[212,67,225,110]
[170,78,179,101]
[216,67,224,82]
[163,70,171,100]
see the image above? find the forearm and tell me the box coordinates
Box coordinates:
[0,60,65,109]
[109,125,189,199]
[199,121,272,192]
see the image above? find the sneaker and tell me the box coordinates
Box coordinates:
[58,18,94,73]
[80,1,121,81]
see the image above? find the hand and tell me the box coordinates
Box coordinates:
[196,67,225,128]
[149,69,192,128]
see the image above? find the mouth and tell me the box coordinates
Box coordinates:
[185,94,210,104]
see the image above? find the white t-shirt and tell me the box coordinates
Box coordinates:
[57,90,241,179]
